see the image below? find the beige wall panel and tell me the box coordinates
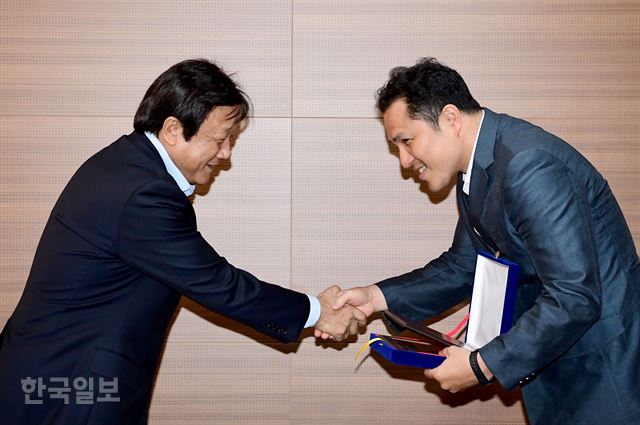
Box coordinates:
[293,0,639,120]
[149,341,293,425]
[194,118,291,285]
[171,117,292,344]
[289,116,467,332]
[0,0,291,117]
[291,341,524,425]
[292,117,458,295]
[0,116,129,320]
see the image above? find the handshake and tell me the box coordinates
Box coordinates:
[312,284,388,341]
[313,284,495,394]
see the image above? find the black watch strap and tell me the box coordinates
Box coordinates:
[469,350,493,385]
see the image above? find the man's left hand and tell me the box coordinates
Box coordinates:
[423,346,493,393]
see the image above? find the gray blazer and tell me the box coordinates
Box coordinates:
[378,109,640,424]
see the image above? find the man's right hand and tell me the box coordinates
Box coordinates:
[332,284,388,318]
[314,285,367,341]
[314,284,388,340]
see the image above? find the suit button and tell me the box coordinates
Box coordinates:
[518,372,537,386]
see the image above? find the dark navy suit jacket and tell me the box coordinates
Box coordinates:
[0,131,310,424]
[378,109,640,424]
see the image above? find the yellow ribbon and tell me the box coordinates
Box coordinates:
[354,337,383,361]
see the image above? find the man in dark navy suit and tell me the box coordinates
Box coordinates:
[0,59,365,425]
[333,58,640,424]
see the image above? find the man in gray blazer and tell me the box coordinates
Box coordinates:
[331,58,640,424]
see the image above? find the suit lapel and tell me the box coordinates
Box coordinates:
[456,174,475,237]
[127,131,170,173]
[468,108,499,232]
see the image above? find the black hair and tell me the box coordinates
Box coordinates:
[134,59,251,141]
[376,57,481,128]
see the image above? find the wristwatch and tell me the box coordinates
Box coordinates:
[469,350,494,385]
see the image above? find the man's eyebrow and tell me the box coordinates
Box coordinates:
[389,133,404,143]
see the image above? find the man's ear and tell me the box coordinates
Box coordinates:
[441,104,462,134]
[159,116,183,146]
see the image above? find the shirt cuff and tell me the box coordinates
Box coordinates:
[304,295,321,328]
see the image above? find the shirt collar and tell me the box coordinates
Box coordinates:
[462,110,485,196]
[144,131,195,197]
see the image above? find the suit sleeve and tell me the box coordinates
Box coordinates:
[480,149,601,389]
[116,179,309,342]
[377,215,477,322]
